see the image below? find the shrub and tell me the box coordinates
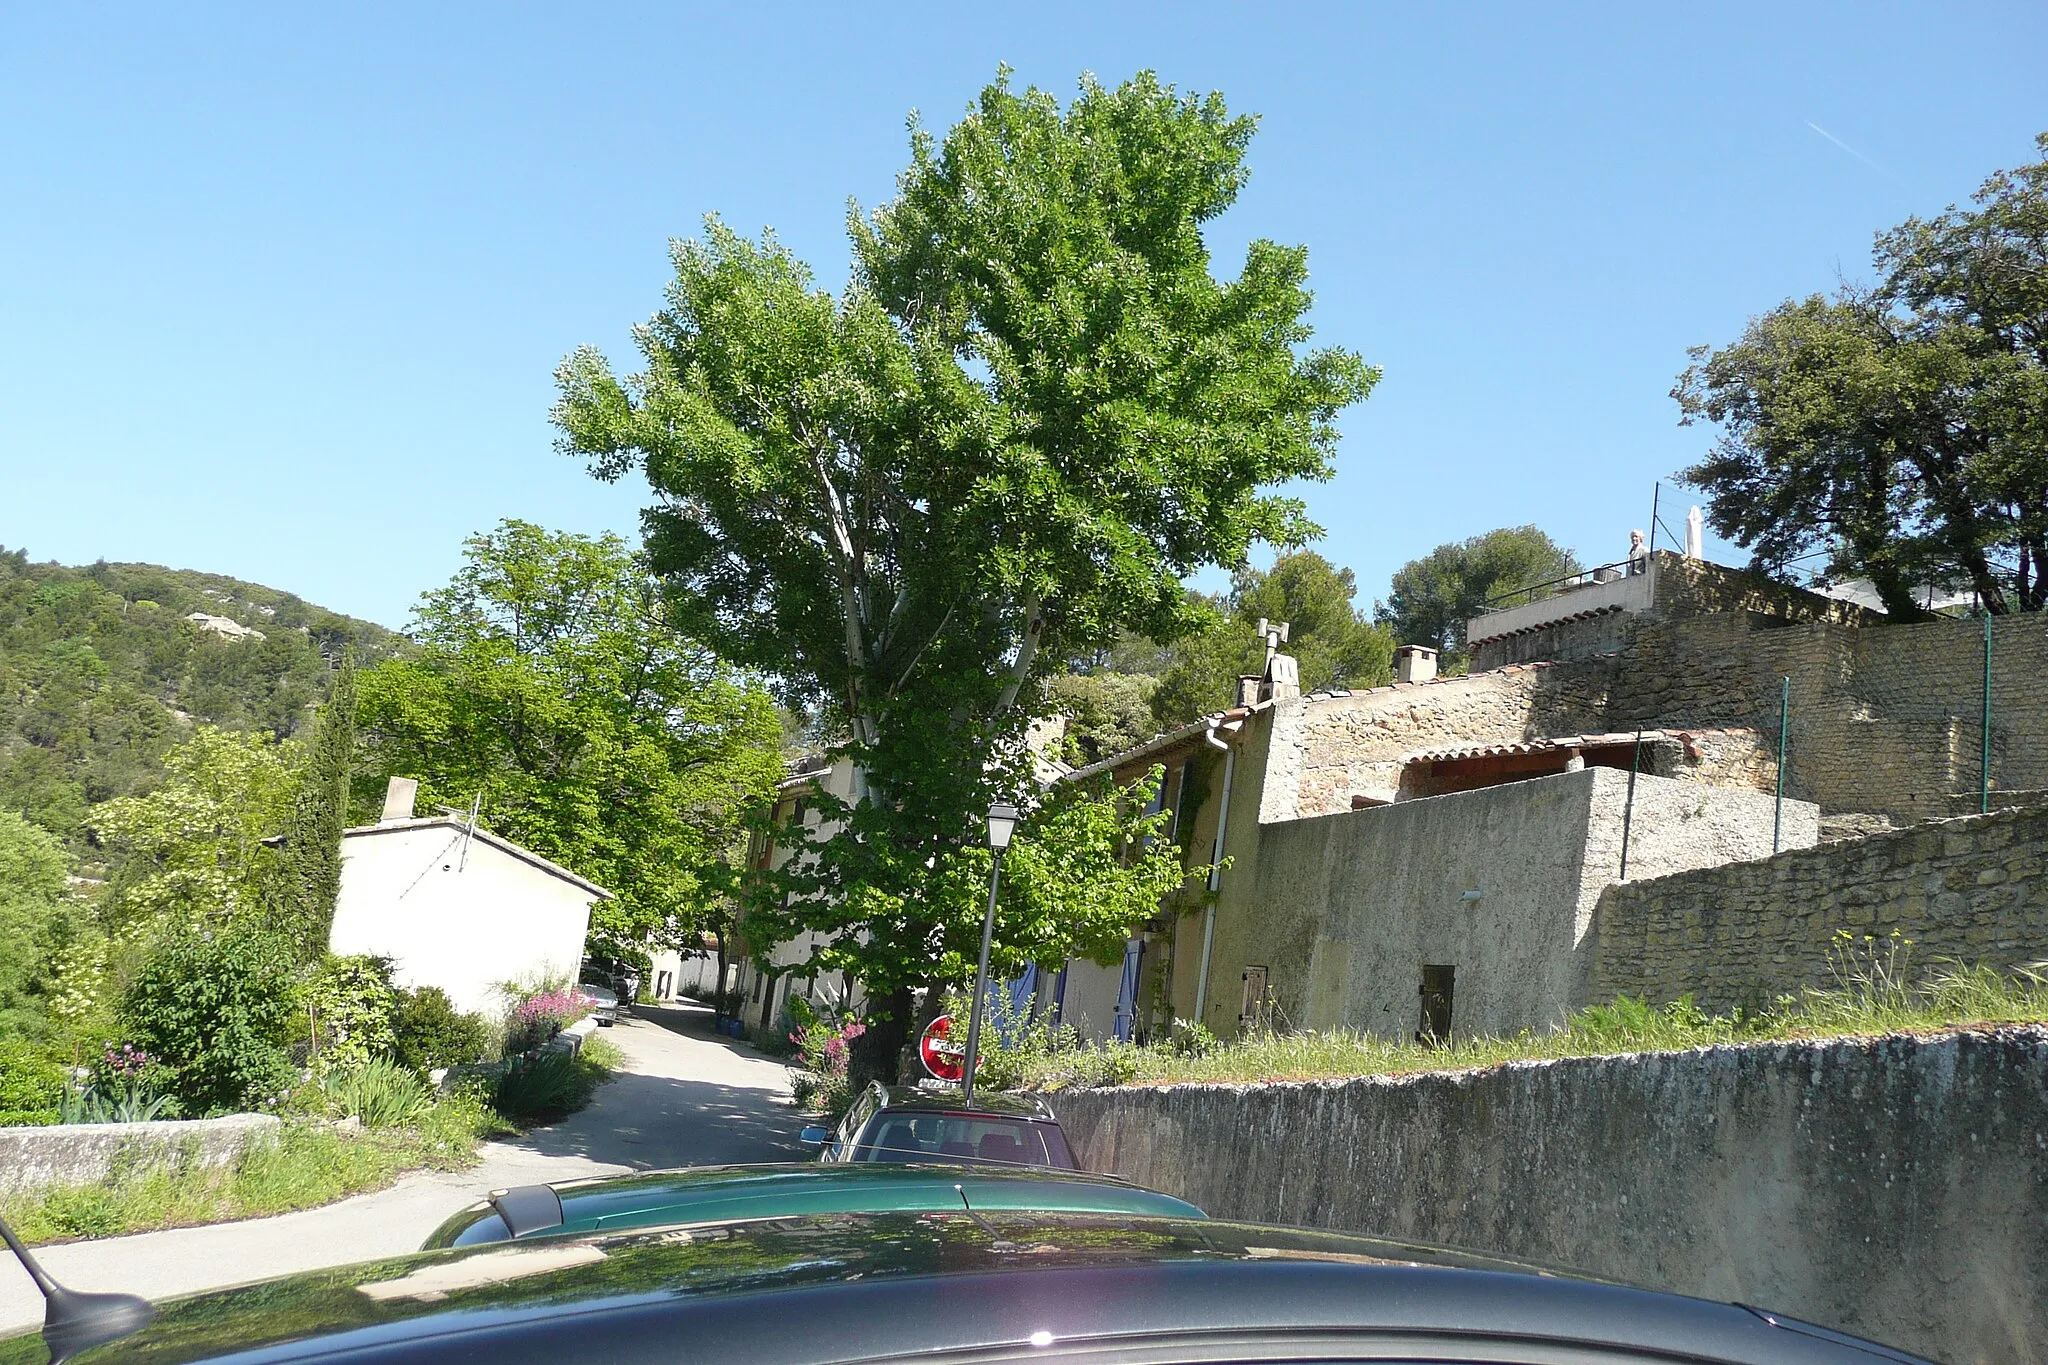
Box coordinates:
[787,998,865,1120]
[0,1038,63,1126]
[318,1057,430,1128]
[502,988,594,1056]
[491,1051,587,1123]
[306,956,398,1071]
[122,930,296,1114]
[62,1043,182,1123]
[393,988,493,1072]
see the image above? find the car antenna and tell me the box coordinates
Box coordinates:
[0,1214,156,1363]
[952,1184,1017,1251]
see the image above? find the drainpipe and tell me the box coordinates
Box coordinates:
[1192,717,1240,1025]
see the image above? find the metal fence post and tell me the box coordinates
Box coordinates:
[1773,676,1789,853]
[1981,611,1993,814]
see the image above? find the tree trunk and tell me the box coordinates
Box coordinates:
[713,933,730,1017]
[849,985,916,1089]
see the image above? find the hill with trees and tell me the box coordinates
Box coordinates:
[0,548,400,846]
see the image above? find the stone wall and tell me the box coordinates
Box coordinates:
[1049,1027,2048,1364]
[1267,661,1614,818]
[1607,609,2048,824]
[1211,767,1816,1041]
[0,1113,280,1195]
[1588,801,2048,1013]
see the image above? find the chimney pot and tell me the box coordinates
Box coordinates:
[381,777,418,824]
[1395,645,1439,684]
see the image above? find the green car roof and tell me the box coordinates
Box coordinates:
[422,1162,1206,1248]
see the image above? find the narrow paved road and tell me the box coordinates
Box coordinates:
[1,1007,799,1334]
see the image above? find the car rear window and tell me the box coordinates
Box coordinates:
[856,1113,1071,1167]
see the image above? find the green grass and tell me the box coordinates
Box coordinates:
[0,1091,509,1246]
[0,1028,627,1248]
[1015,938,2048,1089]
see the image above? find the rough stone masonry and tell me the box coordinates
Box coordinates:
[1050,1027,2048,1365]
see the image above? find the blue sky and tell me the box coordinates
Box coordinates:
[3,3,2043,629]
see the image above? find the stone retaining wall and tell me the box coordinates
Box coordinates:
[1588,802,2048,1013]
[1049,1027,2048,1364]
[0,1113,281,1195]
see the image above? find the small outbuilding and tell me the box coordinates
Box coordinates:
[329,779,609,1018]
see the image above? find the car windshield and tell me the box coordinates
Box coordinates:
[855,1113,1069,1167]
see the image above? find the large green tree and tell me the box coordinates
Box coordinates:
[1148,551,1394,730]
[1676,133,2048,615]
[554,70,1374,1071]
[355,522,783,963]
[1376,526,1579,666]
[91,726,301,936]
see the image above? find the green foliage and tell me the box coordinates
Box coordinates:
[0,809,85,1046]
[0,550,396,845]
[91,727,300,935]
[554,70,1373,1073]
[391,987,493,1072]
[1376,526,1580,666]
[491,1048,600,1123]
[355,521,782,964]
[306,955,398,1071]
[1676,133,2048,615]
[121,930,297,1114]
[785,996,865,1119]
[1045,672,1157,768]
[272,651,356,961]
[1012,951,2048,1090]
[0,1104,503,1246]
[313,1057,430,1128]
[1151,552,1395,729]
[0,1037,64,1126]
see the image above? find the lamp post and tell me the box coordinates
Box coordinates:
[962,802,1019,1104]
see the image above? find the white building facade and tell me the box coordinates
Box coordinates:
[330,782,608,1018]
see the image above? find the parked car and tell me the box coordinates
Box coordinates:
[577,958,635,1025]
[2,1210,1932,1365]
[804,1082,1074,1167]
[419,1162,1206,1248]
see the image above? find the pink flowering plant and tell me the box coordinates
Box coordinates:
[786,994,865,1118]
[503,987,596,1056]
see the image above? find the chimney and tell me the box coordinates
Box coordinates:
[1236,674,1263,707]
[380,776,418,824]
[1394,645,1439,684]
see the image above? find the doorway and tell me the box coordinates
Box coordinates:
[1417,964,1455,1043]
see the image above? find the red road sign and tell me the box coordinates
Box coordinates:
[919,1015,972,1082]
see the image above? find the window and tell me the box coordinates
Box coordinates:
[855,1114,1070,1168]
[1417,965,1455,1043]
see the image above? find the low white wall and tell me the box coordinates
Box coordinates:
[0,1114,281,1194]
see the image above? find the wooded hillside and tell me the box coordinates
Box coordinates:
[0,548,400,845]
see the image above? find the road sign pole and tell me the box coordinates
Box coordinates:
[962,851,1004,1104]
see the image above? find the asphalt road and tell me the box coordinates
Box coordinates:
[0,1005,801,1334]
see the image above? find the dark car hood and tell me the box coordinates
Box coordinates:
[423,1162,1206,1247]
[0,1213,1923,1365]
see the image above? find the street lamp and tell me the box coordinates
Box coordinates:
[962,802,1020,1103]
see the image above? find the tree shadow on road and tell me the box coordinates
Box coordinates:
[498,1071,806,1169]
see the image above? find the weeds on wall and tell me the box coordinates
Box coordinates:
[1006,937,2048,1089]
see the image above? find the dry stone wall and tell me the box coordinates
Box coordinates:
[1587,801,2048,1013]
[1049,1027,2048,1365]
[1608,610,2048,823]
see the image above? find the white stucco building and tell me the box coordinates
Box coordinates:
[330,779,609,1018]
